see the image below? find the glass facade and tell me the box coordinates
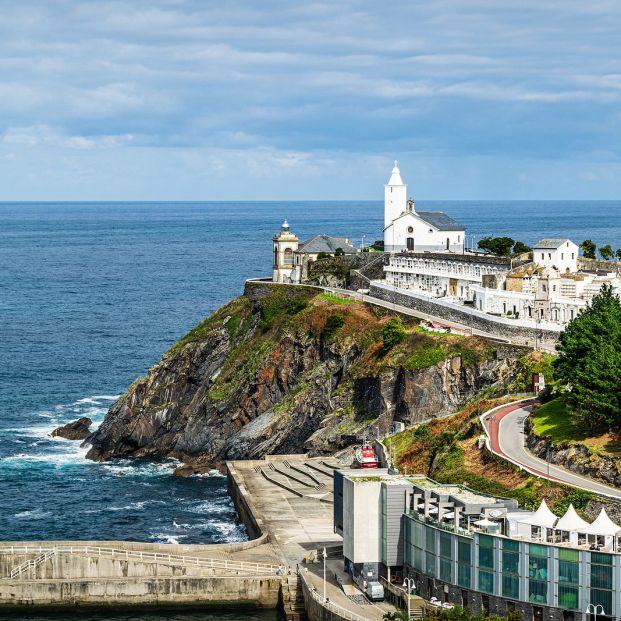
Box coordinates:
[502,539,520,600]
[380,486,387,564]
[528,544,548,605]
[457,536,472,588]
[590,552,613,615]
[402,515,618,617]
[558,548,579,611]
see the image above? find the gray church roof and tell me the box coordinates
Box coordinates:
[416,211,464,231]
[299,234,357,254]
[534,239,571,249]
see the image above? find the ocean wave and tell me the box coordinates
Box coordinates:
[187,499,235,515]
[149,533,189,545]
[14,509,52,519]
[72,395,121,406]
[191,469,225,478]
[101,459,180,478]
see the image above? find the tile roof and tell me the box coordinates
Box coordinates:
[298,234,357,254]
[416,211,464,231]
[534,239,570,249]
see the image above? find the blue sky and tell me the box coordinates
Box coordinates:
[1,0,620,200]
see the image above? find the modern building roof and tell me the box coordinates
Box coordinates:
[534,239,572,249]
[416,211,465,232]
[299,234,357,255]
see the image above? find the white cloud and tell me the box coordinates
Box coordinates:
[2,125,134,150]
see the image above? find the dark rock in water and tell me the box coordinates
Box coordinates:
[173,464,214,477]
[52,417,93,440]
[85,282,525,464]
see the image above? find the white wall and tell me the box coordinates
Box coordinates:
[384,213,464,253]
[534,241,578,274]
[342,479,381,564]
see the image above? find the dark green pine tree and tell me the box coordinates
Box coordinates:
[553,285,621,430]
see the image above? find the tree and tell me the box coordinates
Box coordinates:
[512,241,532,255]
[382,317,407,353]
[600,244,613,261]
[334,247,345,256]
[553,285,621,430]
[580,239,597,259]
[616,248,621,262]
[477,236,515,256]
[316,251,331,260]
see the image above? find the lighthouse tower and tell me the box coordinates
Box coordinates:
[272,219,299,283]
[384,161,407,228]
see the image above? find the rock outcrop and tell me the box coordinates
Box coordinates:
[85,282,525,466]
[52,417,93,440]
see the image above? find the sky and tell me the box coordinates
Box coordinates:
[1,0,621,201]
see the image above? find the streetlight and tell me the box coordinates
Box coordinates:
[586,603,604,621]
[404,577,416,619]
[322,547,327,602]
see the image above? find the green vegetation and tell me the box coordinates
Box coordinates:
[506,351,556,393]
[318,291,358,305]
[512,240,532,254]
[334,247,345,256]
[167,296,250,354]
[404,346,447,370]
[424,606,523,621]
[259,287,311,331]
[554,285,621,431]
[531,398,574,442]
[477,236,530,257]
[381,317,407,353]
[600,244,613,260]
[321,313,345,341]
[580,239,597,259]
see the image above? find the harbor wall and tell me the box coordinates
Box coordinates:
[0,575,280,608]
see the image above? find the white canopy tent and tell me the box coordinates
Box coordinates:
[515,500,558,540]
[554,504,589,544]
[582,509,621,550]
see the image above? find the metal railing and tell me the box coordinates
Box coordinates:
[300,571,370,621]
[2,545,281,580]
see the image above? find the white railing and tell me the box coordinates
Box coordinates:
[2,545,280,580]
[300,571,371,621]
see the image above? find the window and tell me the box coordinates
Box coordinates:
[457,537,472,588]
[283,248,293,265]
[502,540,521,600]
[528,544,548,605]
[558,548,579,610]
[478,570,494,594]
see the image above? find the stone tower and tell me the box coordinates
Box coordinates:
[272,219,299,283]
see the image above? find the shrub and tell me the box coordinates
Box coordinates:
[321,314,345,341]
[381,318,407,353]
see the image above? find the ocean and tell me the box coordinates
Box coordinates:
[1,200,620,619]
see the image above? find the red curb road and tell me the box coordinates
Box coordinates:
[485,400,568,484]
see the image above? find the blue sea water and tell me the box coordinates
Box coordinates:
[0,200,620,618]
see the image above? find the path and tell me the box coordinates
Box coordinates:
[483,404,621,500]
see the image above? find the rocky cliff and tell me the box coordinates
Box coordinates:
[86,282,524,466]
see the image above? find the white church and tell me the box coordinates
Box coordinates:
[383,161,465,253]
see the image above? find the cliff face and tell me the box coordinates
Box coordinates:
[86,283,523,465]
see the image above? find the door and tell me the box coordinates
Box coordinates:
[406,237,414,251]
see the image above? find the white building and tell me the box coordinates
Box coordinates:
[533,239,579,274]
[272,220,299,283]
[383,162,465,254]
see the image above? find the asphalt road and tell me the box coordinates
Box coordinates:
[488,405,621,500]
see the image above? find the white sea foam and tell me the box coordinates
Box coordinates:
[14,509,52,519]
[73,395,121,406]
[149,533,188,545]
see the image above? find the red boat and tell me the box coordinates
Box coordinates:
[354,440,379,469]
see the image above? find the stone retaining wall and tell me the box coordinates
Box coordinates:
[369,282,559,345]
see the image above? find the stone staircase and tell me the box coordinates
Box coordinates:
[281,574,307,621]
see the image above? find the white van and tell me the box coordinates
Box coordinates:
[365,581,385,602]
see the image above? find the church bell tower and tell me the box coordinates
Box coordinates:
[384,161,407,228]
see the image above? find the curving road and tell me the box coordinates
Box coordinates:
[484,404,621,500]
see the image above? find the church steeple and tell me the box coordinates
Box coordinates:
[384,160,408,228]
